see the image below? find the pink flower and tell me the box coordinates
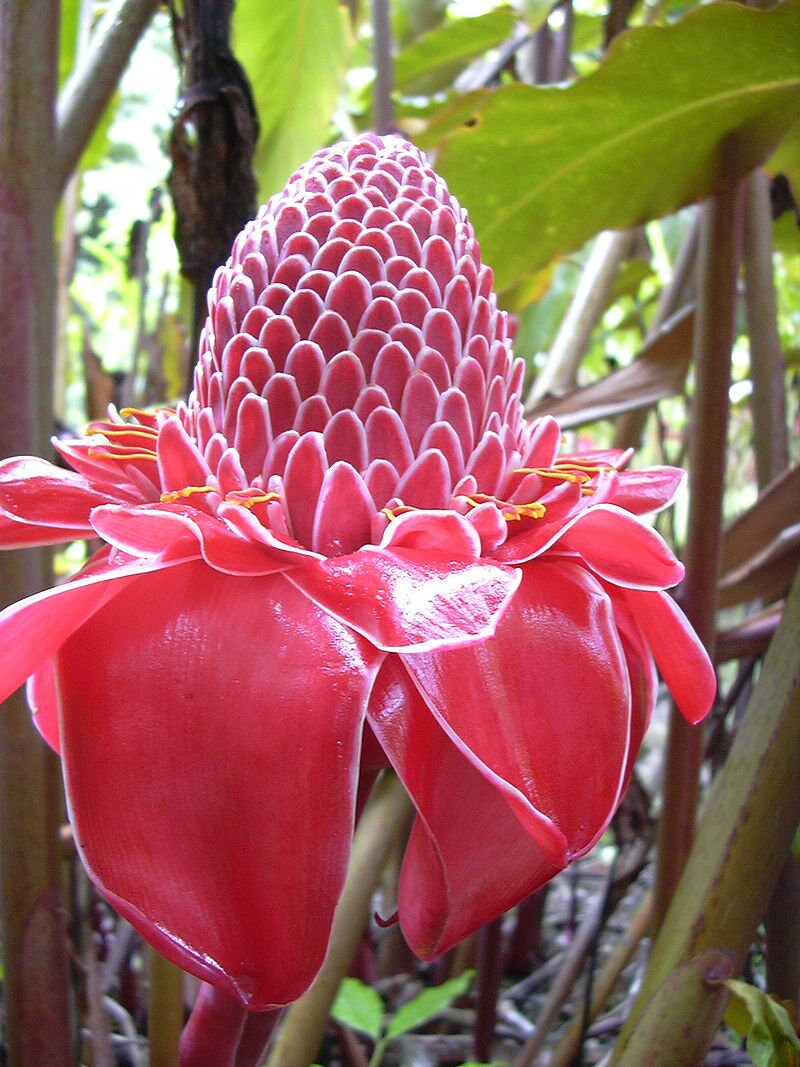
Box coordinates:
[0,135,714,1010]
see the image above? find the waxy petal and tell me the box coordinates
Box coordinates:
[400,560,632,855]
[56,563,382,1009]
[90,503,290,575]
[560,505,685,590]
[620,587,716,725]
[286,546,520,652]
[368,658,560,959]
[0,554,185,705]
[0,456,137,546]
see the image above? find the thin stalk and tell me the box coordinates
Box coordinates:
[548,891,653,1067]
[743,167,789,488]
[472,917,504,1062]
[613,564,800,1063]
[56,0,161,192]
[653,180,744,931]
[0,0,74,1061]
[149,948,185,1067]
[526,229,636,406]
[265,773,413,1067]
[372,0,394,134]
[612,215,699,452]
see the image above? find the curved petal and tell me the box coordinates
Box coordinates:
[560,505,684,589]
[620,588,716,725]
[400,560,632,856]
[0,553,182,704]
[610,466,685,514]
[379,508,482,557]
[26,658,61,752]
[90,503,291,576]
[0,456,136,547]
[56,564,382,1009]
[286,545,520,652]
[367,658,560,960]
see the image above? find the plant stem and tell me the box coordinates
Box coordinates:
[0,0,74,1061]
[743,167,789,489]
[149,948,185,1067]
[612,564,800,1063]
[526,229,636,406]
[372,0,394,134]
[265,772,412,1067]
[56,0,161,192]
[653,179,744,930]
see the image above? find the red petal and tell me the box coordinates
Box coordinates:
[620,588,716,725]
[0,555,172,704]
[367,658,560,959]
[611,466,685,514]
[90,503,289,575]
[560,505,685,589]
[0,456,135,546]
[26,659,61,752]
[400,560,632,855]
[287,546,520,652]
[56,564,382,1008]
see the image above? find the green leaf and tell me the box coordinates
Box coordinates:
[725,979,800,1067]
[395,7,516,96]
[417,0,800,292]
[331,976,385,1040]
[385,970,474,1041]
[234,0,352,199]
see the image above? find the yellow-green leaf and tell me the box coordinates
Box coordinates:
[418,0,800,292]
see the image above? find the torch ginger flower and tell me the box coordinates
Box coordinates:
[0,134,714,1010]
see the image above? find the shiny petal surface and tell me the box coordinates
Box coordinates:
[401,560,632,855]
[561,505,685,589]
[0,456,136,546]
[286,546,520,652]
[0,555,179,704]
[368,658,560,959]
[57,562,382,1009]
[90,503,290,575]
[620,587,716,725]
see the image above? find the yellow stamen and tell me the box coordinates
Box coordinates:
[88,448,158,462]
[160,485,216,504]
[87,426,158,442]
[224,490,280,509]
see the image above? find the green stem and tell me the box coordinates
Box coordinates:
[149,948,185,1067]
[56,0,161,192]
[653,180,744,930]
[265,773,412,1067]
[612,564,800,1063]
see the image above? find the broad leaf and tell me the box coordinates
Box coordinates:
[417,0,800,291]
[331,976,384,1040]
[233,0,352,199]
[395,7,516,96]
[385,970,474,1040]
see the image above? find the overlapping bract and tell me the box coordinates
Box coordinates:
[0,134,714,1009]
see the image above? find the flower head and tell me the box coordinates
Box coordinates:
[0,134,714,1009]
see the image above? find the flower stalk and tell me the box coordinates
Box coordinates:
[265,772,413,1067]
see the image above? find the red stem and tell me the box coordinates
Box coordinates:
[653,178,745,930]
